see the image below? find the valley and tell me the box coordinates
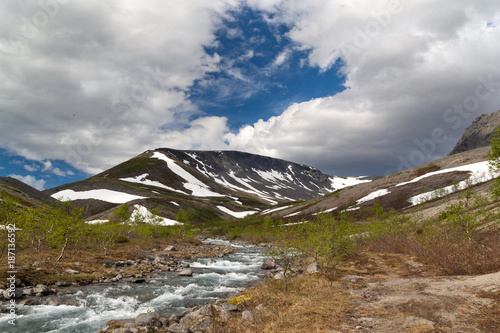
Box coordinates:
[1,111,500,332]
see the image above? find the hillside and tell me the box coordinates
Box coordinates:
[266,146,495,221]
[43,148,370,222]
[0,176,57,209]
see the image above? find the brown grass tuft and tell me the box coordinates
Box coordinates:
[215,275,354,332]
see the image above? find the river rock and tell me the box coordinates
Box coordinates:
[43,297,62,306]
[56,281,71,287]
[176,268,193,277]
[18,298,42,306]
[165,245,177,251]
[3,288,24,299]
[103,260,115,268]
[221,303,238,312]
[190,317,213,332]
[135,313,162,327]
[23,287,34,296]
[33,284,51,296]
[261,258,276,270]
[168,313,180,324]
[131,278,146,284]
[242,310,254,322]
[167,323,191,333]
[307,262,321,274]
[220,308,231,320]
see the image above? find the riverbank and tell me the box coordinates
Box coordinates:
[0,237,266,332]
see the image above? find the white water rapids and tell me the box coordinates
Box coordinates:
[0,239,265,332]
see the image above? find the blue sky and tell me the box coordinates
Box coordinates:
[1,0,500,190]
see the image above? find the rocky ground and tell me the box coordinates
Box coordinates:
[334,254,500,333]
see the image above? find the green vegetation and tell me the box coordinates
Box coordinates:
[0,198,196,261]
[489,126,500,198]
[416,163,440,176]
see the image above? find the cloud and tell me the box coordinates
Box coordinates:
[9,174,46,191]
[0,0,239,173]
[23,164,38,172]
[1,0,500,178]
[224,0,500,175]
[41,161,52,172]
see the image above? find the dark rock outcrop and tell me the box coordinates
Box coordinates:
[449,109,500,155]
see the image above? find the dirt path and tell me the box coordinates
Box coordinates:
[337,255,500,332]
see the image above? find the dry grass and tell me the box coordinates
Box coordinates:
[367,229,500,276]
[0,236,204,287]
[214,275,354,333]
[475,290,500,332]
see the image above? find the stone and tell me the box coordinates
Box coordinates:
[273,272,285,280]
[55,281,71,287]
[168,313,180,323]
[65,268,79,275]
[261,258,276,270]
[103,260,115,268]
[23,288,34,296]
[18,298,42,306]
[33,284,51,296]
[3,289,24,299]
[111,328,133,333]
[241,310,254,322]
[220,308,231,320]
[44,297,62,306]
[221,303,238,312]
[190,317,213,332]
[307,262,321,274]
[165,245,177,251]
[176,268,193,277]
[135,313,162,327]
[167,323,191,333]
[198,304,215,317]
[131,278,146,284]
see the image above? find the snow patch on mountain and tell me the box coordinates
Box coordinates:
[152,152,224,197]
[51,189,147,204]
[129,204,182,226]
[119,173,188,194]
[407,161,497,206]
[217,206,258,218]
[330,176,371,190]
[357,189,391,204]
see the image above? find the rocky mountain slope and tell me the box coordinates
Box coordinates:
[269,146,496,221]
[0,176,57,208]
[43,148,370,222]
[449,108,500,155]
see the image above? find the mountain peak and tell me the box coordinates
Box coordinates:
[449,109,500,155]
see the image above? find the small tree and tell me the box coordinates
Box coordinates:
[488,126,500,197]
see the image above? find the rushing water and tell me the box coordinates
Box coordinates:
[0,239,264,333]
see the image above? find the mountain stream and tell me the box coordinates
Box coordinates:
[0,239,265,333]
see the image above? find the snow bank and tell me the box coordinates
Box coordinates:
[51,189,147,204]
[217,206,257,218]
[152,152,224,197]
[129,205,182,226]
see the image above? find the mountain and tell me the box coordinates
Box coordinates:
[449,109,500,155]
[43,148,370,222]
[266,146,495,221]
[0,176,57,208]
